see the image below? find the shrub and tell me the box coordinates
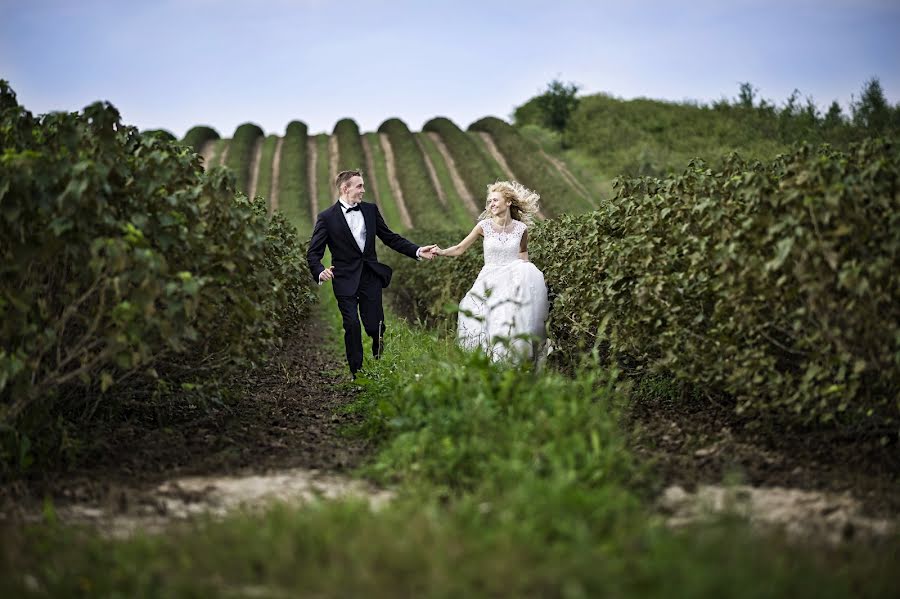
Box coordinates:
[469,116,591,216]
[333,118,366,173]
[423,117,500,210]
[377,118,444,228]
[0,82,315,473]
[181,125,220,155]
[224,122,265,194]
[141,129,176,142]
[277,121,311,235]
[530,140,899,432]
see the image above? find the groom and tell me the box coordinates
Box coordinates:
[307,169,437,376]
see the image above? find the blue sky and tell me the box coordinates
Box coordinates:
[2,0,898,138]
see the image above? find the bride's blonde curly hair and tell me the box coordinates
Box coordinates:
[477,180,541,226]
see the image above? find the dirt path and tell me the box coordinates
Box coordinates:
[360,135,384,213]
[414,135,447,207]
[428,132,479,216]
[269,137,284,214]
[218,140,230,167]
[246,136,265,200]
[379,133,414,229]
[540,149,592,202]
[200,140,218,169]
[0,314,375,533]
[328,135,338,186]
[308,138,319,222]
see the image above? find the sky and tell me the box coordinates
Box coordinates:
[2,0,898,138]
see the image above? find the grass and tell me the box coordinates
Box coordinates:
[253,134,279,205]
[4,289,896,597]
[414,132,475,228]
[424,117,506,207]
[277,121,311,236]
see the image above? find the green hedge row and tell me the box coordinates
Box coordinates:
[469,116,593,217]
[423,117,501,209]
[181,125,220,156]
[0,82,316,473]
[277,121,312,236]
[225,122,265,195]
[377,118,444,229]
[414,132,479,228]
[535,140,898,431]
[333,118,366,174]
[253,135,279,204]
[142,129,176,142]
[385,141,899,434]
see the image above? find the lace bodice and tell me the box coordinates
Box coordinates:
[480,219,526,267]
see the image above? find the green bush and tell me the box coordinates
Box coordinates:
[141,128,176,142]
[0,82,316,473]
[253,134,279,204]
[224,122,264,195]
[530,140,899,432]
[469,116,592,216]
[277,121,311,235]
[332,118,366,173]
[423,117,500,208]
[376,118,444,228]
[181,125,219,155]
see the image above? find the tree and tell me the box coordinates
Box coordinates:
[851,77,891,134]
[534,79,581,133]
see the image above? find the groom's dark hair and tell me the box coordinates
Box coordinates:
[335,169,363,192]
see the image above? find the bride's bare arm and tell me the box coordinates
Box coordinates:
[437,225,482,257]
[518,228,530,261]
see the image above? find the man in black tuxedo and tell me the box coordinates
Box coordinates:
[307,169,437,376]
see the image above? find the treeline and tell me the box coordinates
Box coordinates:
[0,82,316,475]
[515,78,900,178]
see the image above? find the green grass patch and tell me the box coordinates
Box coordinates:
[3,294,896,597]
[314,133,333,212]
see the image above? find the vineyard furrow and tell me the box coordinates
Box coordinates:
[476,132,516,180]
[200,140,218,169]
[218,141,230,167]
[426,132,478,216]
[246,136,265,201]
[328,135,338,187]
[414,136,447,207]
[360,135,383,213]
[379,133,413,229]
[540,149,593,205]
[307,138,319,221]
[270,137,284,213]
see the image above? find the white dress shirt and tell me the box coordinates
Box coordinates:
[339,199,366,252]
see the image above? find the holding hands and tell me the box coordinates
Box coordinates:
[418,244,440,260]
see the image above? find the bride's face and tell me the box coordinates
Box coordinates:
[487,192,510,216]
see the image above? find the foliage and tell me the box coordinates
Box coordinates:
[0,82,316,473]
[362,132,405,230]
[529,140,899,432]
[252,134,279,205]
[469,116,593,216]
[422,116,502,209]
[413,132,475,227]
[140,128,176,142]
[224,122,264,195]
[181,125,219,156]
[332,118,366,173]
[376,117,444,228]
[513,78,581,134]
[277,120,312,236]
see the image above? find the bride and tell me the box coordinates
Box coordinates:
[436,181,549,362]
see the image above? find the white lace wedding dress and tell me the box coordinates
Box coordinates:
[457,219,549,362]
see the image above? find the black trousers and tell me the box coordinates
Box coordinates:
[335,266,386,374]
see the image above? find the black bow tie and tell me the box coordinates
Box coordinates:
[344,204,361,213]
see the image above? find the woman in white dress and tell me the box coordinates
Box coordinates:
[436,181,549,362]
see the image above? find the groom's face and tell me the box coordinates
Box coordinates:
[343,175,365,204]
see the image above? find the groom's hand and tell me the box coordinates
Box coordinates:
[318,266,335,282]
[418,244,438,260]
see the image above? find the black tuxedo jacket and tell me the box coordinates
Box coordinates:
[306,201,420,296]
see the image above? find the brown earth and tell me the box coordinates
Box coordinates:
[0,313,369,520]
[627,391,900,520]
